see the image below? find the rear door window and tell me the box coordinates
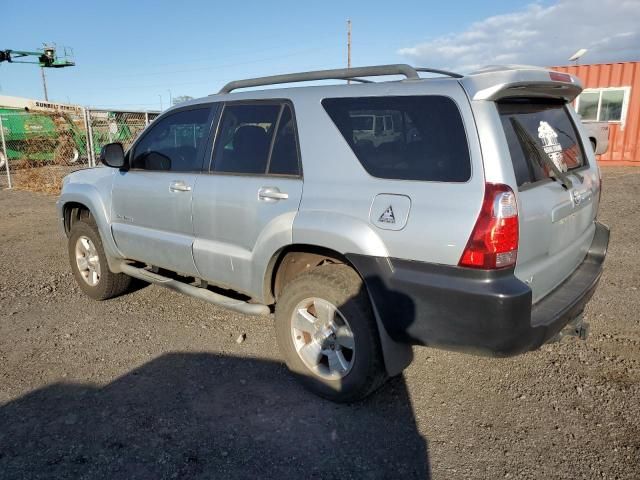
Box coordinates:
[322,96,471,182]
[498,99,586,187]
[212,103,280,175]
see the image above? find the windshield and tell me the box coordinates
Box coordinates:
[498,99,586,187]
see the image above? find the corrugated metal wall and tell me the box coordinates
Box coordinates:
[551,62,640,165]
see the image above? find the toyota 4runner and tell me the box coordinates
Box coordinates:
[58,64,609,402]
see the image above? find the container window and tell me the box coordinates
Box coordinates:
[576,91,599,121]
[600,90,625,122]
[575,87,630,123]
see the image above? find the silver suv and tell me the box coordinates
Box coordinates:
[57,64,609,402]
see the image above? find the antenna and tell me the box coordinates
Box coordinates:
[347,19,352,84]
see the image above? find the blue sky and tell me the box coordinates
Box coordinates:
[1,0,638,110]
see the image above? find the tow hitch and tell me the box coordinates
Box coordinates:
[552,313,590,343]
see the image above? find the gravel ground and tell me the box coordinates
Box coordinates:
[0,167,639,479]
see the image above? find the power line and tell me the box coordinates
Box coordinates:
[96,31,341,72]
[106,41,341,79]
[78,46,343,92]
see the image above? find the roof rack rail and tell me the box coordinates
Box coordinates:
[218,64,422,94]
[218,64,464,93]
[415,67,464,79]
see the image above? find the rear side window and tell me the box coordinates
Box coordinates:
[322,96,471,182]
[498,100,586,187]
[268,105,300,176]
[131,107,211,172]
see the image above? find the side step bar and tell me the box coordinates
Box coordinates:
[119,263,271,317]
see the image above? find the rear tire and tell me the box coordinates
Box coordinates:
[275,264,387,402]
[68,215,132,300]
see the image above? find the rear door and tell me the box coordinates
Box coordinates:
[111,105,214,275]
[497,99,598,303]
[192,101,303,295]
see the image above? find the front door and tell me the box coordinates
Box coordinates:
[111,105,214,275]
[192,102,303,295]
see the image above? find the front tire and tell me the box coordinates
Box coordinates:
[68,215,132,300]
[275,264,387,402]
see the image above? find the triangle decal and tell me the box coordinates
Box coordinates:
[378,205,396,224]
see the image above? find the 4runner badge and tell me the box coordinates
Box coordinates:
[538,121,568,172]
[378,205,396,224]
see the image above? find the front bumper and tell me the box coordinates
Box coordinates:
[347,222,610,357]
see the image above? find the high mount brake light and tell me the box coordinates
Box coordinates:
[549,71,572,83]
[459,183,519,269]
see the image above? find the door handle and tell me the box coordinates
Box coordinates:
[258,187,288,201]
[170,181,192,192]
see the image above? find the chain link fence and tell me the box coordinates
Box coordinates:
[0,107,159,192]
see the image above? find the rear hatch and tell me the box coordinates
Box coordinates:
[461,67,600,303]
[497,98,598,303]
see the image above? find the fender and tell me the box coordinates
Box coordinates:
[250,211,389,301]
[57,175,124,272]
[292,210,389,258]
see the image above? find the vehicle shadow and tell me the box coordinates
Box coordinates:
[0,352,430,479]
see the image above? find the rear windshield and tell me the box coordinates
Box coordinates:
[322,96,471,182]
[498,99,586,187]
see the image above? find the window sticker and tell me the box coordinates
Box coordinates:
[537,121,567,172]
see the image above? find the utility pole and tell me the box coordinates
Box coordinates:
[40,67,49,101]
[347,19,352,84]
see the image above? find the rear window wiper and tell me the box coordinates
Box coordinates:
[510,118,573,190]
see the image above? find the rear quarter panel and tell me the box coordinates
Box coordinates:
[290,80,485,265]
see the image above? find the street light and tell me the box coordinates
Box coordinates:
[569,48,588,65]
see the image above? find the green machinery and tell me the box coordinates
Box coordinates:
[0,107,85,165]
[0,107,149,167]
[0,44,75,68]
[0,43,75,102]
[0,46,155,169]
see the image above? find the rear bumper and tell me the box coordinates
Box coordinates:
[347,221,610,357]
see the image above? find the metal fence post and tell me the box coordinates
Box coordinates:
[145,111,149,126]
[82,107,93,168]
[85,109,96,167]
[0,114,12,189]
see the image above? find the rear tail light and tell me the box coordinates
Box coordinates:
[459,183,519,269]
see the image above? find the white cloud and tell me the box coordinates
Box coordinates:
[397,0,640,72]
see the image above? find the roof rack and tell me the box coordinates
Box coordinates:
[217,64,462,94]
[415,67,464,79]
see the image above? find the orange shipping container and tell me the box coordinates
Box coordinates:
[550,61,640,165]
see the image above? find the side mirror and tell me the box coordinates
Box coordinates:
[100,142,126,168]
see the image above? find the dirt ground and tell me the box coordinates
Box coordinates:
[0,167,639,479]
